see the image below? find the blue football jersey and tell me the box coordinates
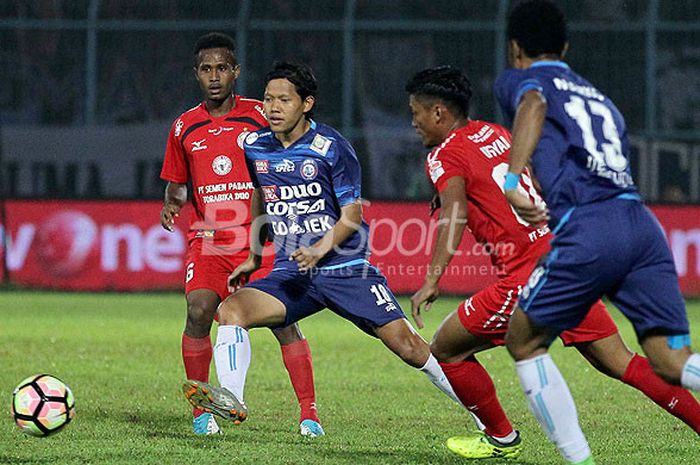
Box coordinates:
[244,121,369,270]
[494,61,638,226]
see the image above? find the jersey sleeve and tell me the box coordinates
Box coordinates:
[331,138,362,206]
[426,146,470,193]
[160,119,189,183]
[494,68,544,125]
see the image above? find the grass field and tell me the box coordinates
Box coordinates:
[1,291,698,465]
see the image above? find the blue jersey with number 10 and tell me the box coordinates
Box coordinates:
[494,61,638,227]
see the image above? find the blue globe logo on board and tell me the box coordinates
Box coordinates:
[301,159,318,180]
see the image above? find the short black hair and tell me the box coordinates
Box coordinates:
[405,66,472,118]
[507,0,567,58]
[265,62,318,118]
[194,32,236,64]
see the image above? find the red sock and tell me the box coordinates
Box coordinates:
[182,333,212,418]
[281,339,319,423]
[440,358,514,438]
[622,353,700,434]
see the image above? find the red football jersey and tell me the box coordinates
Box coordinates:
[426,120,551,279]
[160,96,268,250]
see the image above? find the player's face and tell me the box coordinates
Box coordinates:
[195,48,240,101]
[263,78,315,135]
[409,95,442,147]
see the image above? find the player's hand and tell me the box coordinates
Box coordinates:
[290,246,324,272]
[228,257,261,292]
[160,202,181,232]
[410,280,440,329]
[504,189,549,226]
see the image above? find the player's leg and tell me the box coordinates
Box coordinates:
[608,203,700,392]
[430,289,522,455]
[181,243,230,434]
[184,287,286,424]
[564,301,700,434]
[271,323,323,437]
[247,263,322,436]
[318,265,460,401]
[506,307,593,464]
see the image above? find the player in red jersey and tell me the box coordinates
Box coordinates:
[406,66,700,459]
[160,33,323,437]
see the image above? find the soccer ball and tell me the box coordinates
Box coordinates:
[12,374,75,437]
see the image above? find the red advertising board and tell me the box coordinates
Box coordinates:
[1,200,699,296]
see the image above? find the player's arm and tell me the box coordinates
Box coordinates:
[410,177,467,329]
[290,200,363,272]
[504,90,549,225]
[160,182,187,232]
[229,188,267,290]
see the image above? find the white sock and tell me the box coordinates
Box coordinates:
[418,354,485,431]
[515,354,591,463]
[681,353,700,391]
[213,325,251,401]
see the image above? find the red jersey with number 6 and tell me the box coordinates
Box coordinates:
[425,120,551,279]
[160,96,268,247]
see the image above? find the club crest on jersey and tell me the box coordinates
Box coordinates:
[174,119,184,137]
[212,155,232,176]
[245,132,259,146]
[236,130,250,148]
[275,159,296,173]
[300,159,319,180]
[309,134,331,156]
[255,160,269,173]
[191,139,208,152]
[262,185,279,202]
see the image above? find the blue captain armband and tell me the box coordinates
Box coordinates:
[503,172,521,191]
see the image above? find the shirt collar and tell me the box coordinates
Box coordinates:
[529,60,570,70]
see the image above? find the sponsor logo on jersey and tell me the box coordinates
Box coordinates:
[275,159,296,173]
[309,134,331,156]
[278,182,322,200]
[255,160,269,173]
[209,126,236,136]
[174,119,184,137]
[245,132,259,145]
[236,130,249,148]
[262,185,279,202]
[191,139,208,152]
[254,104,266,120]
[428,159,444,183]
[467,124,494,144]
[300,159,319,180]
[212,155,233,176]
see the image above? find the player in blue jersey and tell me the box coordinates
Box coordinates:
[495,1,700,464]
[182,62,467,433]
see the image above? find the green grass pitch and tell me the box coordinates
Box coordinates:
[1,291,698,464]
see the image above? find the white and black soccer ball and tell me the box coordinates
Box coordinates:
[12,374,75,437]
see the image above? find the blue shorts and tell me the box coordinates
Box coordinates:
[244,263,406,335]
[519,198,689,340]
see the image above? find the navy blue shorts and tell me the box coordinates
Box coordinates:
[244,263,406,335]
[519,198,689,340]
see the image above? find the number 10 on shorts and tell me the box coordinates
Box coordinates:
[370,284,398,312]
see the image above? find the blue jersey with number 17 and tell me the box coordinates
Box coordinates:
[494,61,638,227]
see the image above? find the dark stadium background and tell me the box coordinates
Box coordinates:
[0,0,698,294]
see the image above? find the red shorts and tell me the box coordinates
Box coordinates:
[184,237,275,300]
[457,279,618,346]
